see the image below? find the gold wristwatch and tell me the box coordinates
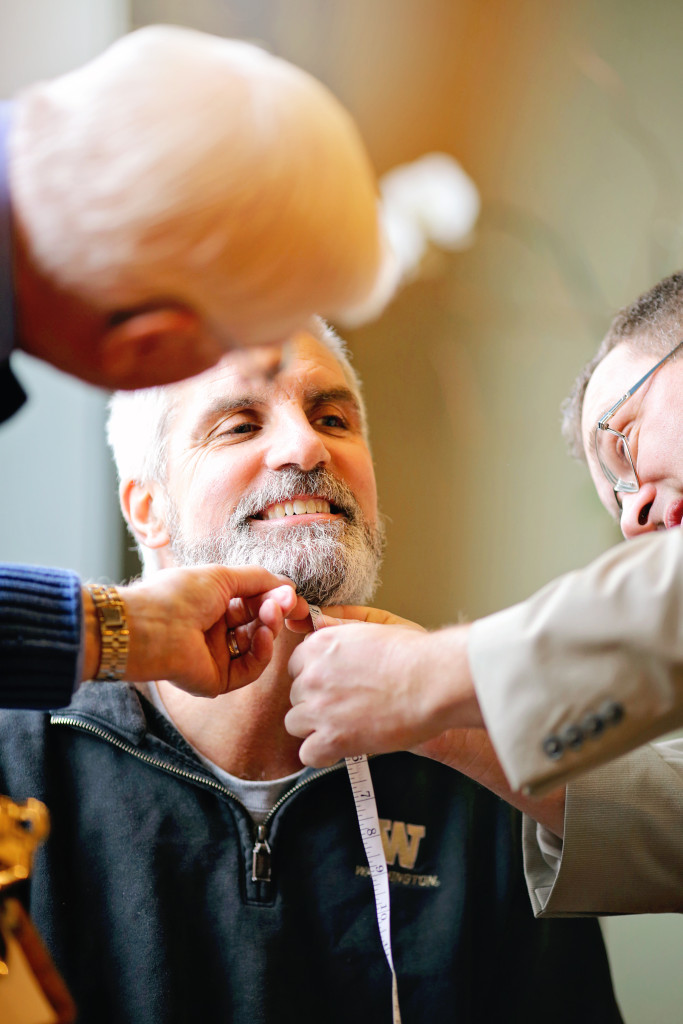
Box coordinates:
[86,584,130,681]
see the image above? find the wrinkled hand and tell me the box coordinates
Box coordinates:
[86,565,308,696]
[415,726,508,786]
[285,604,565,833]
[286,614,481,767]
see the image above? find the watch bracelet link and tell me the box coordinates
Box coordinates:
[85,583,130,681]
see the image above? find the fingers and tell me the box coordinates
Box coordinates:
[252,598,284,636]
[223,590,309,665]
[228,595,285,639]
[229,585,307,628]
[287,634,310,682]
[324,605,424,629]
[297,733,340,768]
[285,623,430,762]
[287,624,356,683]
[282,704,340,767]
[200,614,278,696]
[285,698,369,767]
[125,565,302,695]
[283,596,313,625]
[224,623,275,692]
[261,585,304,615]
[271,589,309,619]
[219,565,296,600]
[317,605,375,622]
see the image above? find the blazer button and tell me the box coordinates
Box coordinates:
[559,724,584,751]
[598,700,625,727]
[542,735,564,760]
[581,713,604,739]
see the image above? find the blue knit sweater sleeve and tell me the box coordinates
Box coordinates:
[0,564,81,707]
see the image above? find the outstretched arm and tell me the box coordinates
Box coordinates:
[288,531,683,799]
[285,603,565,835]
[0,562,306,709]
[83,565,308,695]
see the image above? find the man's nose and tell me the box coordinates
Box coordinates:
[264,410,331,472]
[620,482,657,539]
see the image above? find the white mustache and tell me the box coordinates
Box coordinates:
[230,469,361,526]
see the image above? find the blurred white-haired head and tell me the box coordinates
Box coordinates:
[10,25,396,358]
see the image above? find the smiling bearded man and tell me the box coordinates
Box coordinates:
[0,318,621,1024]
[107,317,384,606]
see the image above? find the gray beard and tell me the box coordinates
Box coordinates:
[167,468,385,606]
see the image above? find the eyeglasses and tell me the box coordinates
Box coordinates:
[595,338,683,511]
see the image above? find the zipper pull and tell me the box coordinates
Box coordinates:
[251,824,272,883]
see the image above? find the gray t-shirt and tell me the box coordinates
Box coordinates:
[143,682,304,824]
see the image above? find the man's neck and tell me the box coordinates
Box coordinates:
[156,628,304,781]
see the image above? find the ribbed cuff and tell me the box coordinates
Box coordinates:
[0,563,82,708]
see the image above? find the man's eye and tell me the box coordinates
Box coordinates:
[315,414,348,430]
[215,421,260,439]
[613,431,635,468]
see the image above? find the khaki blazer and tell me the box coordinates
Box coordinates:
[469,528,683,796]
[468,529,683,914]
[523,741,683,915]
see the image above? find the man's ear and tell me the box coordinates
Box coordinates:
[99,308,225,390]
[121,479,172,551]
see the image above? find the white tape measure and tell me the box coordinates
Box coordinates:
[309,606,401,1024]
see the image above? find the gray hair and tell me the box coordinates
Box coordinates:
[10,25,392,346]
[561,271,683,460]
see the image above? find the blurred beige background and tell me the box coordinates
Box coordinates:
[135,0,657,625]
[3,0,683,1019]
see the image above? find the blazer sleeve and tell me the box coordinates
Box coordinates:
[0,563,82,707]
[468,529,683,795]
[523,739,683,916]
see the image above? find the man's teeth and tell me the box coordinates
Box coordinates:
[264,499,331,520]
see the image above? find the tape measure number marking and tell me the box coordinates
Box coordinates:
[308,606,401,1023]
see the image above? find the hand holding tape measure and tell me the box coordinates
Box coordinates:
[308,606,401,1024]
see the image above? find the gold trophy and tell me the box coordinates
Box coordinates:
[0,797,75,1024]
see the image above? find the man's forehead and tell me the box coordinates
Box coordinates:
[173,332,356,424]
[581,343,649,448]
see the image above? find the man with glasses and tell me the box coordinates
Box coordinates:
[593,338,683,515]
[286,270,683,914]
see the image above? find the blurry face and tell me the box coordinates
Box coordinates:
[159,331,383,604]
[581,340,683,538]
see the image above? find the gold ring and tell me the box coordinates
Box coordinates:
[227,629,240,660]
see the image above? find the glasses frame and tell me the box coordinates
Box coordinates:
[595,338,683,510]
